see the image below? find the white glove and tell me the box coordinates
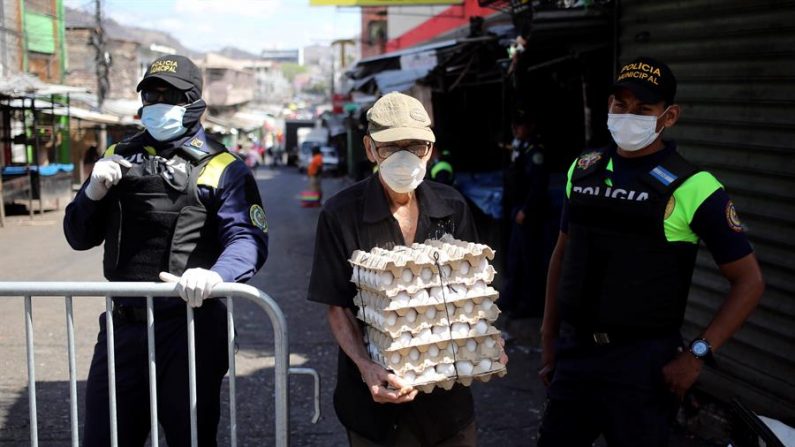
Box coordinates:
[85,155,132,201]
[160,268,223,308]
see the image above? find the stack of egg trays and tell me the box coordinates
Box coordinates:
[349,235,507,393]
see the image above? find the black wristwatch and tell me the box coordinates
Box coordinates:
[688,338,713,361]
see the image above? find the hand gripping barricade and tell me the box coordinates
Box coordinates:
[0,282,320,447]
[350,234,507,393]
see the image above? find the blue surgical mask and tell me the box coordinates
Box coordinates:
[141,103,187,141]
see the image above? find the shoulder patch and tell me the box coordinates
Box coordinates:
[532,152,544,165]
[250,204,268,232]
[577,151,602,170]
[725,200,744,232]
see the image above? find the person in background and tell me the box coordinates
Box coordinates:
[307,145,324,201]
[499,109,550,323]
[429,147,454,185]
[64,54,269,446]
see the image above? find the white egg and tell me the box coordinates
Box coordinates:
[405,308,417,323]
[458,262,470,275]
[441,264,453,279]
[425,306,437,320]
[429,287,443,302]
[474,280,486,291]
[394,292,411,306]
[463,301,474,314]
[455,360,474,376]
[409,348,420,361]
[432,325,450,337]
[385,312,397,327]
[446,303,456,316]
[352,266,360,282]
[480,299,493,311]
[379,271,394,287]
[390,352,401,365]
[476,258,488,272]
[475,320,489,335]
[403,370,416,382]
[477,359,492,372]
[428,344,439,357]
[398,332,412,346]
[412,289,429,305]
[419,368,436,380]
[436,363,455,376]
[400,268,413,284]
[418,328,432,342]
[451,322,469,337]
[484,337,497,349]
[466,339,477,352]
[420,267,433,281]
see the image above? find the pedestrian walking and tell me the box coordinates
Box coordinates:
[307,92,492,446]
[307,145,324,199]
[63,54,269,446]
[538,56,764,446]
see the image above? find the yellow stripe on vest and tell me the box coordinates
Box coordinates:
[103,144,117,157]
[197,152,236,188]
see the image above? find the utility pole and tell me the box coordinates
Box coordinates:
[92,0,110,110]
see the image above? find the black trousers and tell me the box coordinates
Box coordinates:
[538,333,681,447]
[83,300,229,447]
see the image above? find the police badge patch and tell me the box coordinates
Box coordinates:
[250,205,268,232]
[577,151,602,170]
[725,201,743,232]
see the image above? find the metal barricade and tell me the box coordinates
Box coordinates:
[0,281,321,447]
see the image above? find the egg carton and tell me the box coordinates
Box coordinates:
[366,324,501,352]
[354,285,498,313]
[369,335,503,374]
[350,263,496,296]
[349,235,494,273]
[357,302,500,338]
[404,362,508,393]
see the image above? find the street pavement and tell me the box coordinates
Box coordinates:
[0,167,711,446]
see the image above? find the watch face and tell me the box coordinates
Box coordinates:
[692,340,709,357]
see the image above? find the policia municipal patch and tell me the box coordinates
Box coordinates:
[250,204,268,232]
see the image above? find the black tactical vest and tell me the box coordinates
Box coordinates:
[102,140,224,285]
[558,148,701,332]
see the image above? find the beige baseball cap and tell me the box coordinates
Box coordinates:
[367,92,436,143]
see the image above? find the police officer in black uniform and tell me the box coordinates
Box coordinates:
[500,109,550,320]
[64,55,268,446]
[538,57,764,446]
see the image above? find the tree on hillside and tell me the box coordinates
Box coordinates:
[281,63,307,82]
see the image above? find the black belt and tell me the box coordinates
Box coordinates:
[560,321,678,346]
[112,303,186,323]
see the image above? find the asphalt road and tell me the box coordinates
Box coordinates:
[0,167,710,446]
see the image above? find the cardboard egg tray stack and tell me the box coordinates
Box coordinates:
[350,234,507,393]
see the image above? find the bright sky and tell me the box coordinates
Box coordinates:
[64,0,361,53]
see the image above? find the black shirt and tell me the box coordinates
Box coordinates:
[308,174,478,444]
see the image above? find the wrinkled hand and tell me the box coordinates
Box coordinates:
[359,360,417,404]
[159,268,223,308]
[538,333,556,387]
[662,351,703,401]
[515,209,526,225]
[85,155,131,201]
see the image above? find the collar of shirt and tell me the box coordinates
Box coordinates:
[361,174,454,224]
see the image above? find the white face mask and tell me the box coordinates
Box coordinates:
[607,107,669,152]
[141,103,188,141]
[374,148,426,193]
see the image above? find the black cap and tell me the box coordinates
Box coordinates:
[136,55,203,93]
[612,56,676,105]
